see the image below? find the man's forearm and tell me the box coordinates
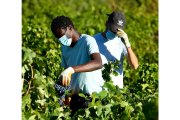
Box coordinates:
[72,60,102,73]
[72,53,102,73]
[127,47,139,69]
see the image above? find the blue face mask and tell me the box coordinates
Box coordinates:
[105,30,116,40]
[58,35,72,46]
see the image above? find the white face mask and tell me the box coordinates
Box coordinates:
[58,35,72,46]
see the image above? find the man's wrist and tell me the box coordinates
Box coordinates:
[68,67,75,73]
[126,42,131,48]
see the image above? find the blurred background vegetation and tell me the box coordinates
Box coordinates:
[22,0,158,64]
[22,0,158,119]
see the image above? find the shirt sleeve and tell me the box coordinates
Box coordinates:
[86,36,100,55]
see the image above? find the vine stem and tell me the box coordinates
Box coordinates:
[26,64,34,95]
[22,77,24,90]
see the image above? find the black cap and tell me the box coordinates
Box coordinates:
[106,11,126,32]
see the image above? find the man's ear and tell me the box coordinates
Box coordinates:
[55,28,62,38]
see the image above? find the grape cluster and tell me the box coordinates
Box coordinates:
[54,83,70,96]
[54,83,70,105]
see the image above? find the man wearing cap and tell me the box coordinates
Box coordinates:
[51,15,104,115]
[93,11,139,88]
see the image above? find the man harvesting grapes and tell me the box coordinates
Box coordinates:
[51,16,104,115]
[94,11,139,88]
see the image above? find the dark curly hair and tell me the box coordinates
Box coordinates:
[51,16,74,38]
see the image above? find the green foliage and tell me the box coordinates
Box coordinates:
[73,62,158,120]
[22,0,158,119]
[102,60,120,82]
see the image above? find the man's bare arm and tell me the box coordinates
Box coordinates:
[126,47,139,69]
[72,53,102,72]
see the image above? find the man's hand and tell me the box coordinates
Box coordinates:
[60,67,75,86]
[116,29,131,48]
